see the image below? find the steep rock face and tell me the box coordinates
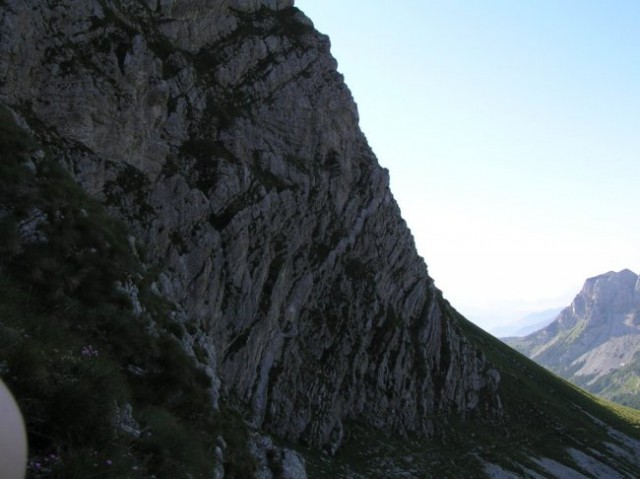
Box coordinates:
[0,0,501,449]
[505,270,640,404]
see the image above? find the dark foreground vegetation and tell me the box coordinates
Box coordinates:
[0,105,254,478]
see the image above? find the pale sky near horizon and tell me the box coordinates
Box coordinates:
[295,0,640,333]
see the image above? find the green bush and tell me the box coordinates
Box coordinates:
[137,407,214,478]
[0,106,225,477]
[212,405,258,478]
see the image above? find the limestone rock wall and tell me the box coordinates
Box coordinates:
[508,269,640,381]
[0,0,502,449]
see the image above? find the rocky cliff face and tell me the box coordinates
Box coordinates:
[0,0,502,451]
[505,270,640,406]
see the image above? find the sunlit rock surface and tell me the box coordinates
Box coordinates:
[506,269,640,405]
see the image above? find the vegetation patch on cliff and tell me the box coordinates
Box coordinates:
[0,105,255,478]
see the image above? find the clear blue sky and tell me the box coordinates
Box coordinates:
[295,0,640,333]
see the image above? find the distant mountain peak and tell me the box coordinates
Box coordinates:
[505,268,640,408]
[573,269,639,323]
[584,268,637,285]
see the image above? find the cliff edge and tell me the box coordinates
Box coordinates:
[0,0,500,452]
[2,1,640,477]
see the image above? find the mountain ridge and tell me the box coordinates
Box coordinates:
[1,1,640,477]
[505,269,640,408]
[0,0,500,457]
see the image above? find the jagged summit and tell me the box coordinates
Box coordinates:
[506,269,640,407]
[580,269,638,304]
[586,269,637,281]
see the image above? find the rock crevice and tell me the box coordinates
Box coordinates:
[0,0,502,450]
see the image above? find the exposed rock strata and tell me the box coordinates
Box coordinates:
[0,0,501,449]
[505,270,640,404]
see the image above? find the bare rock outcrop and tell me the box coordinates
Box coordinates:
[0,0,502,450]
[505,270,640,405]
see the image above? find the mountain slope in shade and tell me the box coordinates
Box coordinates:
[0,1,640,477]
[505,270,640,408]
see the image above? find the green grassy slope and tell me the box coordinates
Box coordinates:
[575,352,640,409]
[0,105,256,478]
[503,273,640,411]
[2,104,640,478]
[459,311,640,436]
[303,301,640,478]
